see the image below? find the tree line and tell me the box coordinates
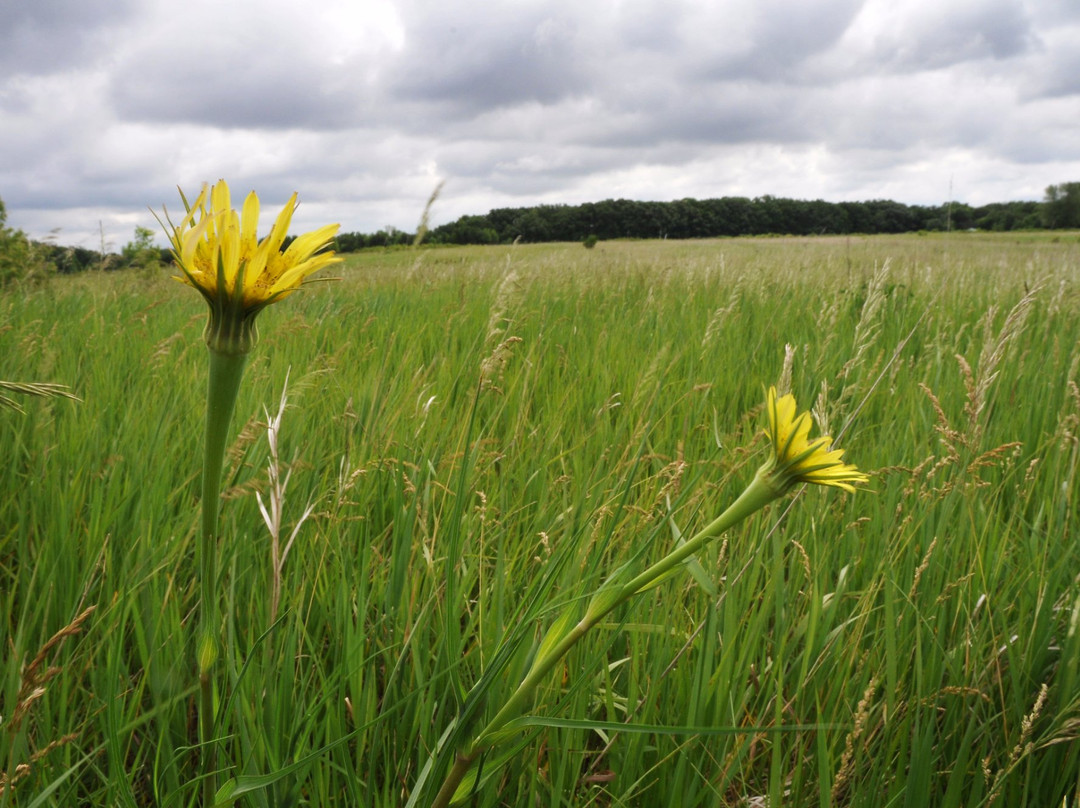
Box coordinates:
[337,184,1080,248]
[419,193,1061,246]
[2,183,1079,285]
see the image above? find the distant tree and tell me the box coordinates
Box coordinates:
[417,191,1062,248]
[1042,182,1080,229]
[121,225,167,271]
[973,201,1041,231]
[946,202,976,231]
[0,196,54,286]
[334,232,366,252]
[668,198,708,238]
[430,216,499,245]
[510,210,553,242]
[711,197,754,236]
[49,245,99,274]
[360,227,412,248]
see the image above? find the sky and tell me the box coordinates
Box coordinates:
[2,0,1080,248]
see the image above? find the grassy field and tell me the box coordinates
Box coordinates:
[2,232,1080,806]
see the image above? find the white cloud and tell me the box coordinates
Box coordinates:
[109,0,404,129]
[2,0,1080,247]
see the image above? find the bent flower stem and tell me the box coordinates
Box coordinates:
[429,385,868,807]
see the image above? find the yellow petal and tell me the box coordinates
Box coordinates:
[163,179,340,336]
[763,386,868,493]
[265,193,298,255]
[282,222,340,265]
[240,191,259,254]
[217,208,241,293]
[211,180,231,220]
[271,251,342,295]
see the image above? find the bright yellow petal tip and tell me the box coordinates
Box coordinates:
[160,179,341,355]
[763,386,868,494]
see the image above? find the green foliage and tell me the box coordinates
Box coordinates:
[975,201,1042,231]
[582,234,599,249]
[335,227,414,251]
[119,226,166,272]
[120,226,159,264]
[422,195,1056,245]
[329,195,1059,253]
[2,234,1080,806]
[1042,182,1080,229]
[0,196,55,287]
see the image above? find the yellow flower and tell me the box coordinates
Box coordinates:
[161,179,341,354]
[763,386,868,493]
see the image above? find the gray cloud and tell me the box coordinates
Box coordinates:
[874,1,1037,70]
[692,0,866,82]
[387,6,588,115]
[1020,23,1080,99]
[0,0,135,76]
[2,0,1079,247]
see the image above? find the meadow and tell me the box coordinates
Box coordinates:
[2,232,1079,806]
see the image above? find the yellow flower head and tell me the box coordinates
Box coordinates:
[763,386,868,494]
[160,179,341,354]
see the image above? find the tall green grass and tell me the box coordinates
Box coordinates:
[1,232,1079,806]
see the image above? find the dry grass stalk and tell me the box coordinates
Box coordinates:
[831,676,880,804]
[255,370,317,624]
[986,683,1049,804]
[922,382,963,454]
[963,284,1040,445]
[655,455,689,508]
[13,607,96,725]
[486,269,521,343]
[0,380,80,414]
[812,379,832,440]
[965,442,1023,476]
[918,380,1025,498]
[412,180,445,248]
[0,764,30,796]
[479,336,524,393]
[225,412,265,470]
[2,607,94,796]
[776,343,795,397]
[839,261,890,391]
[1057,380,1080,446]
[700,286,742,356]
[907,536,938,606]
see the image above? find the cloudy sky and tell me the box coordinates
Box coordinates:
[2,0,1079,247]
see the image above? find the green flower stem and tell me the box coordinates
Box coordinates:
[198,347,247,804]
[430,465,784,808]
[618,467,781,598]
